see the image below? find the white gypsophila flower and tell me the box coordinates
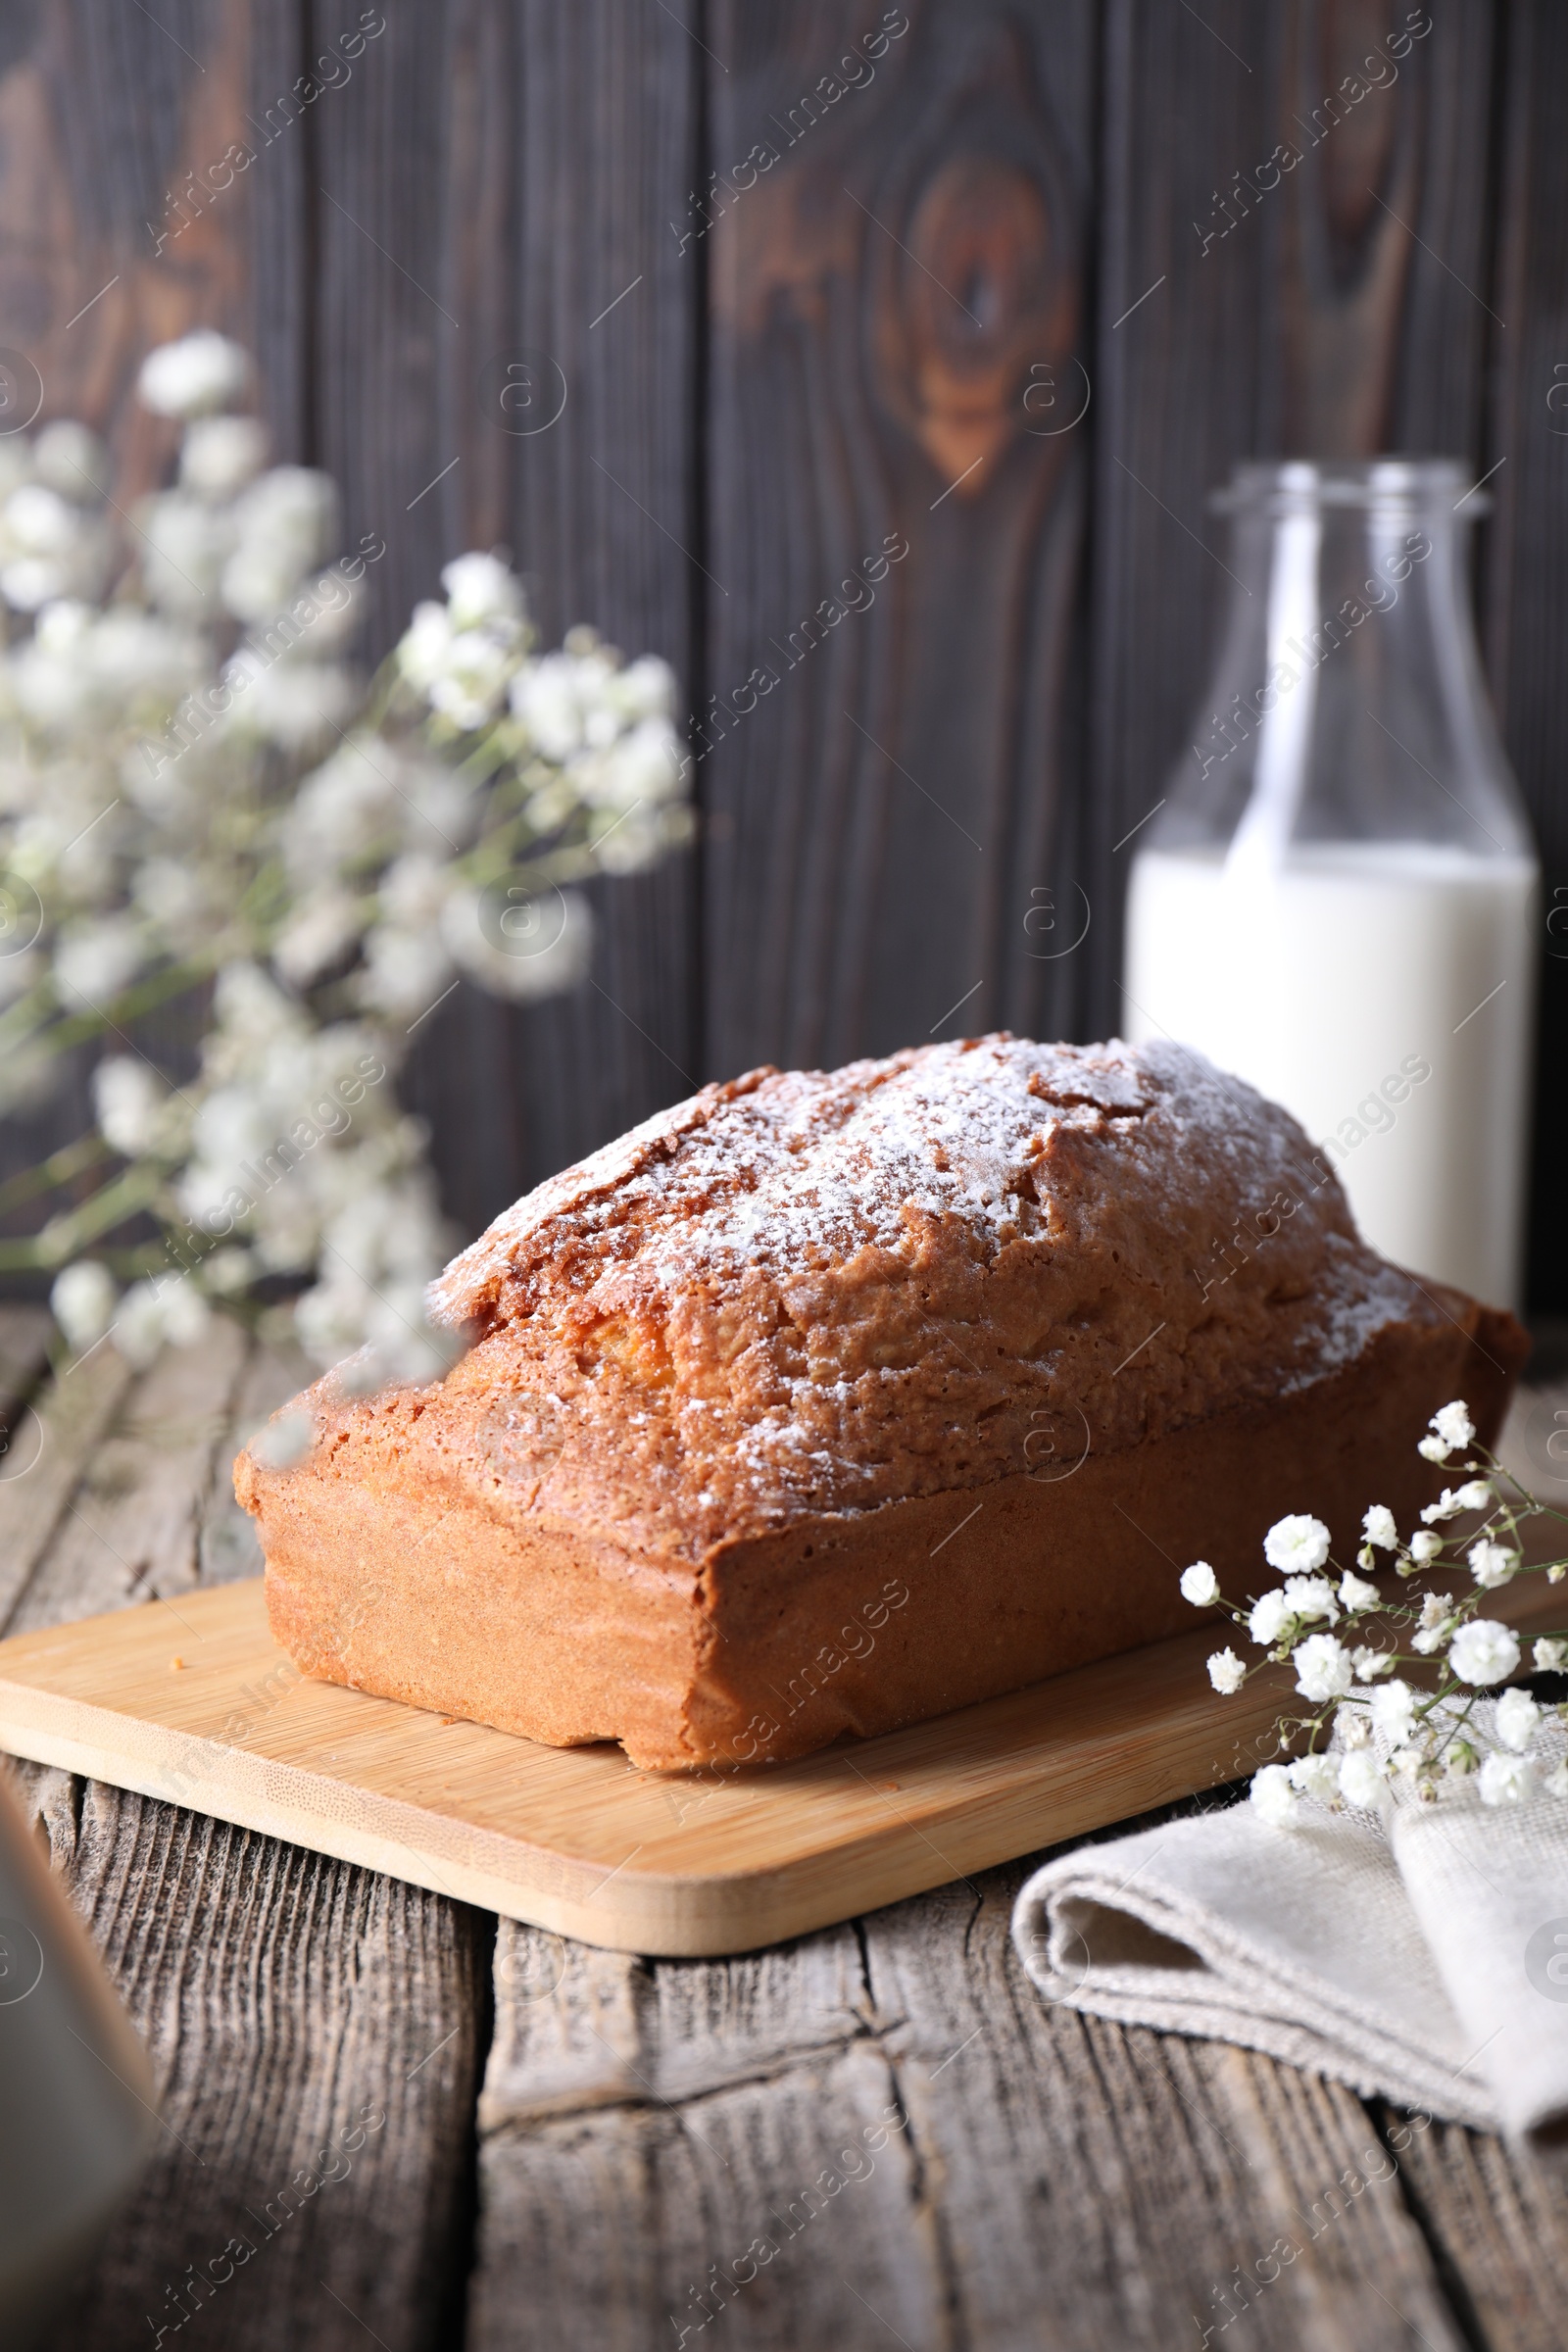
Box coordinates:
[440,883,593,1003]
[1409,1529,1444,1566]
[92,1056,169,1157]
[378,853,452,930]
[180,415,268,500]
[1361,1504,1398,1551]
[134,491,232,614]
[1338,1748,1387,1810]
[0,484,110,610]
[1250,1764,1298,1828]
[198,1247,253,1296]
[1534,1638,1568,1672]
[396,760,479,856]
[365,1283,465,1385]
[1351,1646,1395,1679]
[1181,1560,1220,1607]
[228,657,358,753]
[586,717,685,815]
[608,652,675,725]
[87,610,202,708]
[1248,1589,1294,1647]
[271,892,365,989]
[1422,1487,1476,1526]
[358,926,453,1021]
[33,420,111,503]
[1547,1759,1568,1800]
[440,551,526,632]
[1371,1678,1417,1740]
[1494,1686,1541,1753]
[1418,1592,1450,1632]
[1263,1514,1332,1577]
[424,627,515,732]
[1456,1480,1494,1512]
[112,1279,168,1368]
[1418,1434,1450,1464]
[139,330,250,418]
[396,601,454,696]
[292,1277,372,1366]
[1288,1754,1339,1802]
[1336,1704,1370,1748]
[1206,1647,1245,1694]
[1448,1619,1521,1687]
[160,1278,212,1348]
[247,1407,315,1470]
[220,545,304,623]
[222,467,338,619]
[54,915,143,1005]
[591,798,669,877]
[1468,1539,1519,1591]
[283,737,403,877]
[1431,1400,1476,1454]
[1293,1633,1353,1705]
[1478,1752,1537,1808]
[510,649,583,759]
[49,1260,116,1353]
[208,958,303,1049]
[282,569,364,660]
[2,482,82,558]
[1283,1575,1340,1627]
[1340,1570,1381,1615]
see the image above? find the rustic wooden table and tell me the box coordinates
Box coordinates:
[2,1304,1565,2352]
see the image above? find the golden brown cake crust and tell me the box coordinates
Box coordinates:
[236,1035,1530,1769]
[418,1034,1464,1557]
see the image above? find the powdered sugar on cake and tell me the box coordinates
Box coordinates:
[367,1035,1455,1558]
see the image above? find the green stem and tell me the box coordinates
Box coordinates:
[0,1132,109,1219]
[32,1162,166,1264]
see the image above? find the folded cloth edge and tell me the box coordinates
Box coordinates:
[1010,1845,1498,2133]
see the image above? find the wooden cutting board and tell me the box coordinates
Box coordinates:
[1,1574,1562,1957]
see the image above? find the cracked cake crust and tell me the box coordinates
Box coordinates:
[236,1036,1528,1769]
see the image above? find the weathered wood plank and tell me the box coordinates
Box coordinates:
[471,1926,939,2351]
[469,1846,1482,2350]
[311,0,699,1230]
[1378,2109,1568,2352]
[0,0,307,496]
[199,1334,315,1585]
[0,1300,51,1416]
[14,1759,489,2352]
[703,0,1097,1077]
[0,0,309,1198]
[5,1318,250,1636]
[0,1344,490,2352]
[860,1856,1466,2351]
[1482,0,1568,1311]
[0,1340,134,1633]
[1088,0,1500,1043]
[479,1919,871,2131]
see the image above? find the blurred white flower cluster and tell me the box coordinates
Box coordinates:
[1183,1401,1568,1820]
[0,330,690,1389]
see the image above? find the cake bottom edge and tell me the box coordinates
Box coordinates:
[254,1295,1525,1772]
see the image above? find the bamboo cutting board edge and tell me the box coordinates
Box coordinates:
[1,1575,1561,1956]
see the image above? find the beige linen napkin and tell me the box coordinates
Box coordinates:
[1011,1706,1568,2145]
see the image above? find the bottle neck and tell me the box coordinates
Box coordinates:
[1147,474,1533,866]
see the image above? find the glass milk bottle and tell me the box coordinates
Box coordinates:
[1124,460,1539,1309]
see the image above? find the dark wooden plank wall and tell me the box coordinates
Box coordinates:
[0,0,1562,1300]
